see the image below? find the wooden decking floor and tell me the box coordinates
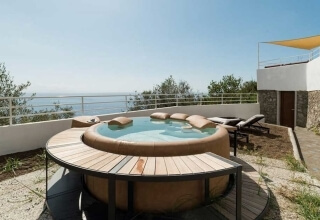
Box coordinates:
[211,156,269,220]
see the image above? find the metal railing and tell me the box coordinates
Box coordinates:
[259,47,320,69]
[0,93,258,126]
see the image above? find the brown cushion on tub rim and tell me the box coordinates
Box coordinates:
[71,116,100,128]
[108,117,133,126]
[188,118,216,129]
[186,115,206,122]
[150,112,171,120]
[170,113,189,120]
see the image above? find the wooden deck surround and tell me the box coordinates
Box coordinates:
[46,128,269,220]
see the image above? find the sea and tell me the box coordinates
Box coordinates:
[25,92,135,116]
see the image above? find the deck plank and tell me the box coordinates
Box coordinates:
[89,154,121,170]
[226,193,267,211]
[211,204,236,220]
[99,155,126,172]
[60,149,96,161]
[195,154,225,170]
[47,128,86,146]
[143,157,156,175]
[172,156,192,174]
[155,157,167,175]
[68,150,103,164]
[180,156,204,174]
[187,155,214,172]
[80,153,113,168]
[48,143,85,152]
[202,153,234,169]
[117,157,139,174]
[50,145,90,157]
[228,188,268,206]
[130,157,148,175]
[164,157,180,175]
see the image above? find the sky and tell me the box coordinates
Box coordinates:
[1,0,320,94]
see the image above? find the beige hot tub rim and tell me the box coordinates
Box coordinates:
[83,122,230,159]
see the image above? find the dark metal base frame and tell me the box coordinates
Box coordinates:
[229,130,249,157]
[45,167,236,220]
[246,122,270,134]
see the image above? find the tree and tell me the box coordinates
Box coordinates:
[207,74,257,94]
[0,63,74,126]
[128,75,196,110]
[207,74,243,94]
[241,80,257,93]
[206,74,257,104]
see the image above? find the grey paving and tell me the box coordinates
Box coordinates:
[295,126,320,180]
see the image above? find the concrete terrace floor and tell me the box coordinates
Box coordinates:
[295,126,320,180]
[0,167,55,220]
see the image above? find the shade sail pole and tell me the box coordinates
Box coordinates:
[258,42,260,69]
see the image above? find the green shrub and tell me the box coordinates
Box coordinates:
[3,157,22,174]
[285,154,306,172]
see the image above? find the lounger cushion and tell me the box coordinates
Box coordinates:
[237,114,265,128]
[71,116,100,128]
[186,115,206,122]
[236,121,246,127]
[150,112,170,120]
[108,117,133,126]
[188,118,216,129]
[170,113,189,120]
[208,117,241,126]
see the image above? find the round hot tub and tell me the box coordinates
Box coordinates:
[83,117,230,212]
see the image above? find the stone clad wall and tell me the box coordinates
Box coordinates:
[307,90,320,128]
[296,91,308,127]
[258,90,277,124]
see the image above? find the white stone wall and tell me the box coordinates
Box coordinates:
[257,63,307,91]
[257,56,320,91]
[0,104,260,156]
[306,56,320,91]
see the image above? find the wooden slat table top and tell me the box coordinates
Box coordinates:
[47,128,87,147]
[47,128,240,180]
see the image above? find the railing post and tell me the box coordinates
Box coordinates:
[240,94,242,104]
[9,98,13,126]
[221,93,224,104]
[155,94,157,109]
[176,95,178,106]
[200,93,202,105]
[309,50,312,61]
[258,42,260,69]
[125,95,128,112]
[81,96,84,115]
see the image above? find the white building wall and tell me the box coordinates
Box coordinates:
[0,104,259,156]
[257,63,307,91]
[257,56,320,91]
[306,56,320,91]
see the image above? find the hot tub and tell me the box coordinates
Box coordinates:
[83,117,230,212]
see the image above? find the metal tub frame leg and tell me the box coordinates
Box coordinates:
[236,166,242,219]
[108,177,116,220]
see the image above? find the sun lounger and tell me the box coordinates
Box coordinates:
[208,117,242,126]
[236,114,270,133]
[208,117,249,152]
